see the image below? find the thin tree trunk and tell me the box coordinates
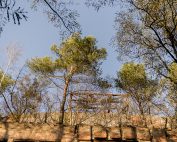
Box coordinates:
[175,106,177,128]
[148,107,153,128]
[69,93,73,125]
[59,79,70,124]
[139,103,147,127]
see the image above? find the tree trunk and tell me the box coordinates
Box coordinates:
[138,103,147,127]
[59,79,70,124]
[148,107,153,128]
[174,106,177,128]
[69,93,73,125]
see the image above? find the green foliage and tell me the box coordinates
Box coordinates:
[116,62,157,92]
[0,69,14,92]
[52,33,106,75]
[28,33,107,78]
[28,33,107,124]
[28,57,55,74]
[166,63,177,111]
[117,62,147,90]
[169,63,177,84]
[12,75,48,114]
[116,62,158,114]
[97,77,112,89]
[115,0,177,82]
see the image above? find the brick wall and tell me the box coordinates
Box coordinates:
[0,122,177,142]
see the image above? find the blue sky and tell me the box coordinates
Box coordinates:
[0,1,121,77]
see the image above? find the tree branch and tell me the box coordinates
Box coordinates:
[43,0,72,33]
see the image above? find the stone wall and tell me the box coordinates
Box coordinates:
[0,122,177,142]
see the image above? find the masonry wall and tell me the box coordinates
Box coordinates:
[0,122,177,142]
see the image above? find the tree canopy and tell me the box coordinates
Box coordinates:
[0,0,177,128]
[0,69,14,93]
[115,0,177,83]
[0,0,81,36]
[0,0,120,37]
[116,62,158,119]
[28,33,106,77]
[28,33,107,124]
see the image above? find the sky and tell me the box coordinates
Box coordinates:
[0,1,122,78]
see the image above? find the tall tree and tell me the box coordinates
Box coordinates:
[116,62,158,125]
[8,74,48,122]
[0,45,21,118]
[28,33,107,124]
[0,69,14,118]
[165,62,177,126]
[115,0,177,83]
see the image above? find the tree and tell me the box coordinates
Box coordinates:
[0,69,14,119]
[0,0,121,37]
[0,45,21,118]
[0,45,18,89]
[30,0,81,37]
[0,45,49,122]
[0,0,27,33]
[0,0,81,37]
[115,62,158,126]
[164,63,177,127]
[115,0,177,83]
[28,33,107,124]
[0,69,13,94]
[8,74,48,122]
